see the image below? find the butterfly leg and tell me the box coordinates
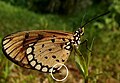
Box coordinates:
[72,45,83,56]
[80,39,92,52]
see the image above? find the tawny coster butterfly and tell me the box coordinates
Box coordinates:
[2,12,109,73]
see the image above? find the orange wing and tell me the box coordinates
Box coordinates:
[2,30,74,73]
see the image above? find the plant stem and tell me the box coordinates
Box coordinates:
[85,77,88,83]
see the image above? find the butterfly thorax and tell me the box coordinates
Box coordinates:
[64,27,84,50]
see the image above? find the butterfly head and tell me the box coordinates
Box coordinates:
[79,27,84,36]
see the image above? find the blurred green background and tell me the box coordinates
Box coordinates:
[0,0,120,83]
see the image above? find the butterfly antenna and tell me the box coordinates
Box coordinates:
[80,11,87,27]
[81,11,110,28]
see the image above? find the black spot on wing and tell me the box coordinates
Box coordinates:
[25,33,29,39]
[23,33,29,46]
[48,48,52,51]
[53,35,56,37]
[62,38,65,41]
[52,55,56,58]
[56,59,59,62]
[62,59,65,62]
[45,56,48,59]
[37,34,44,40]
[51,39,55,43]
[42,44,44,48]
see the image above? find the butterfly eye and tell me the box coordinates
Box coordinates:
[79,27,84,36]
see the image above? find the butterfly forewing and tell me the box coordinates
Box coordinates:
[2,30,73,73]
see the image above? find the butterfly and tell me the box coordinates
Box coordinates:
[2,28,84,73]
[2,11,109,73]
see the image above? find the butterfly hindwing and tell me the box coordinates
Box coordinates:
[32,38,71,72]
[2,30,73,73]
